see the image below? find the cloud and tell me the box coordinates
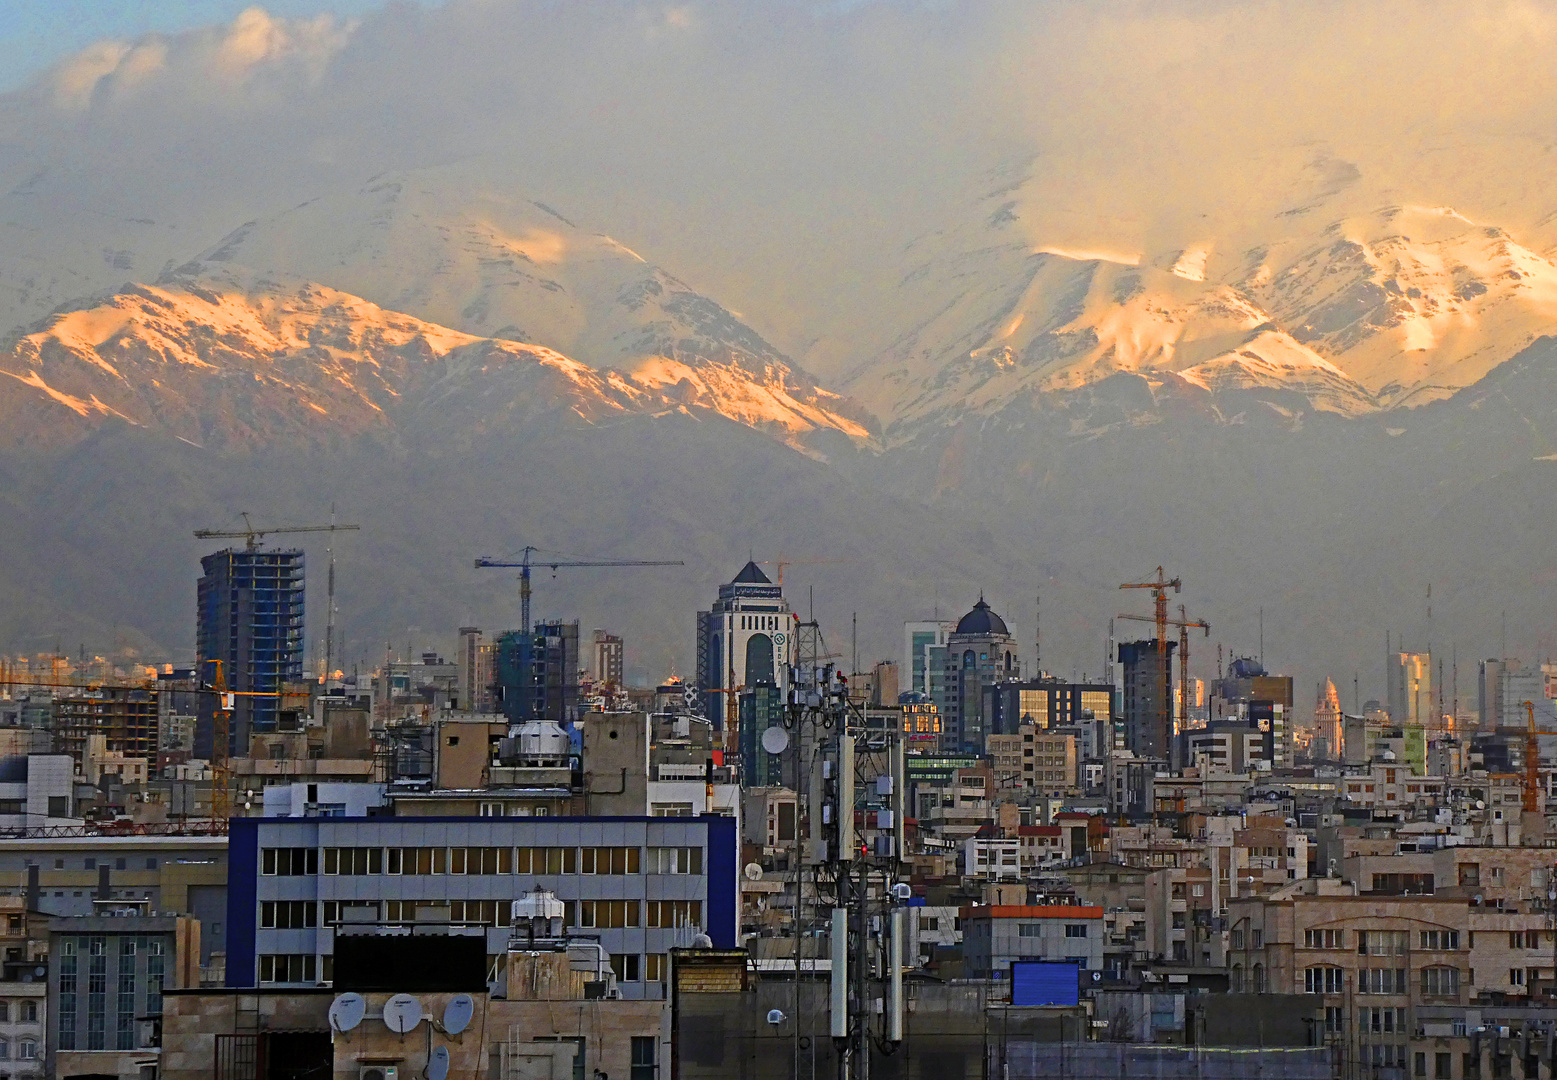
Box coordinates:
[4,0,1557,367]
[27,5,353,115]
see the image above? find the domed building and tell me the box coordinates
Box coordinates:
[694,561,795,785]
[934,597,1020,755]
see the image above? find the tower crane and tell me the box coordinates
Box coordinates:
[1117,603,1209,745]
[1120,569,1182,754]
[194,515,361,822]
[756,556,852,587]
[1520,700,1557,816]
[194,513,360,551]
[474,547,684,633]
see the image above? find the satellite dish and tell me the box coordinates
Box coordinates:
[329,993,366,1032]
[761,726,789,755]
[443,993,475,1036]
[383,993,423,1034]
[744,863,763,882]
[427,1045,451,1080]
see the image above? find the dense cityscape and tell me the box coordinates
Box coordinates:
[0,537,1548,1080]
[8,2,1557,1080]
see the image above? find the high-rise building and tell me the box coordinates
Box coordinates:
[592,629,625,688]
[196,547,305,756]
[933,598,1020,756]
[984,678,1115,737]
[695,562,794,785]
[1314,679,1342,761]
[1209,657,1296,767]
[1388,651,1432,727]
[455,627,494,714]
[903,620,953,696]
[1479,659,1506,731]
[495,622,580,724]
[1119,639,1176,760]
[1478,660,1552,729]
[53,687,158,771]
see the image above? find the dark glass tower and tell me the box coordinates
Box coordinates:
[494,621,580,724]
[196,548,305,756]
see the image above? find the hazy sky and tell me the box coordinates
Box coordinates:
[0,0,400,90]
[5,0,1557,371]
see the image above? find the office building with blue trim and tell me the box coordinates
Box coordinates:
[225,814,738,1000]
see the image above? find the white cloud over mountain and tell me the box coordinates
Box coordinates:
[7,0,1557,382]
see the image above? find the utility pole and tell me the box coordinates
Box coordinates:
[796,650,905,1080]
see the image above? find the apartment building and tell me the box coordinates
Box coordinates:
[988,721,1078,797]
[1228,881,1472,1074]
[227,813,739,1000]
[959,904,1105,978]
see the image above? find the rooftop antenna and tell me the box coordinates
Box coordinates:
[1354,672,1359,714]
[1436,655,1444,735]
[1502,610,1508,660]
[1035,591,1042,678]
[851,612,858,679]
[1259,608,1264,666]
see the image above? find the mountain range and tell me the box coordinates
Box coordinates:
[4,157,1557,698]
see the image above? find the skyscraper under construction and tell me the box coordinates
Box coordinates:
[196,547,305,756]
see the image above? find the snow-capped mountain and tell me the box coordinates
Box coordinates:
[0,272,870,452]
[842,159,1557,431]
[177,166,875,430]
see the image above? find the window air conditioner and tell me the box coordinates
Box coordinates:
[361,1067,399,1080]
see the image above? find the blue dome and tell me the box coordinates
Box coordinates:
[954,598,1008,636]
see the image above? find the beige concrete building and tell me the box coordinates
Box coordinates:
[162,949,666,1080]
[989,722,1078,796]
[1228,881,1477,1075]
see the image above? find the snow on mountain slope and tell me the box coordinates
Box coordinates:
[0,274,870,452]
[175,165,874,441]
[843,157,1557,428]
[847,222,1376,428]
[1241,204,1557,406]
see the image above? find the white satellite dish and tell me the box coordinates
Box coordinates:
[743,863,763,882]
[761,726,789,755]
[328,992,366,1032]
[427,1045,451,1080]
[383,993,423,1034]
[443,993,475,1036]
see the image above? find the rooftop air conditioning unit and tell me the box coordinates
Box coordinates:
[361,1067,399,1080]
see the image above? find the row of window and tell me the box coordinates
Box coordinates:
[1297,928,1461,951]
[0,1002,37,1023]
[0,1038,37,1061]
[263,846,698,877]
[1302,965,1460,996]
[1015,923,1089,938]
[258,951,678,986]
[276,898,708,931]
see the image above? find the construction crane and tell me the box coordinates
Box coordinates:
[195,514,361,685]
[194,512,360,551]
[474,547,685,633]
[0,665,271,831]
[1118,603,1209,745]
[1120,569,1182,753]
[756,556,852,587]
[1520,700,1557,815]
